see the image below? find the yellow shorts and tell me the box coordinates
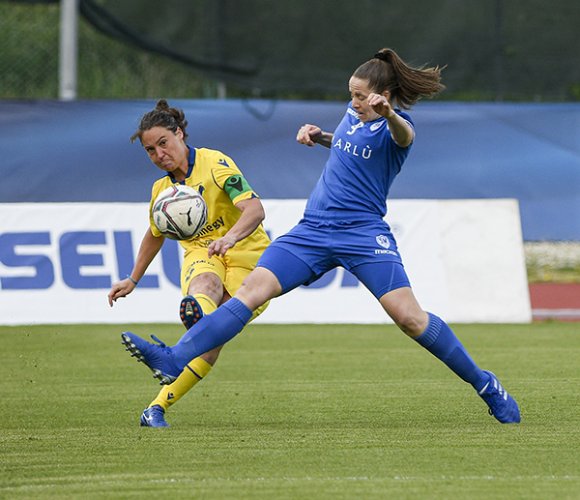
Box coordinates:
[180,246,269,320]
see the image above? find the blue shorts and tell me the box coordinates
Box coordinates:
[257,216,410,299]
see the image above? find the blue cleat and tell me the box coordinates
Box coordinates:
[478,370,521,424]
[140,405,169,427]
[179,295,204,329]
[121,332,182,385]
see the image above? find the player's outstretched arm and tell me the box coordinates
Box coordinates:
[208,198,265,258]
[107,229,164,306]
[296,124,333,148]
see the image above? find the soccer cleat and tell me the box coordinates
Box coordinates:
[140,405,169,428]
[478,370,521,424]
[179,295,204,329]
[121,332,182,385]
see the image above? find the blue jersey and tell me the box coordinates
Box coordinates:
[305,104,413,219]
[258,103,415,297]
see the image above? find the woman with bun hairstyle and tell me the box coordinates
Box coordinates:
[109,99,270,427]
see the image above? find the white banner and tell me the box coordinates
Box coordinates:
[0,200,531,325]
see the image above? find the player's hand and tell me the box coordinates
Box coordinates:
[368,93,395,118]
[107,278,136,307]
[208,235,237,258]
[296,124,322,146]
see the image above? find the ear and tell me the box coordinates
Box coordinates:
[382,89,391,100]
[175,127,184,139]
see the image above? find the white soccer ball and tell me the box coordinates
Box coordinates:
[152,185,207,240]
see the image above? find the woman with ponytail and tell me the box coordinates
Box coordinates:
[122,50,521,425]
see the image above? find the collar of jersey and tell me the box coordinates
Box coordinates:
[167,145,195,184]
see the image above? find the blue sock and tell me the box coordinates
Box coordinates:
[171,298,253,369]
[414,313,488,391]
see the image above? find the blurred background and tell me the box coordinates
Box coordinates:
[2,0,580,101]
[0,0,579,320]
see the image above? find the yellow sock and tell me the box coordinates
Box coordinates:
[149,357,213,410]
[149,293,217,411]
[192,293,217,316]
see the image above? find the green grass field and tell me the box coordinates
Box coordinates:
[1,322,579,499]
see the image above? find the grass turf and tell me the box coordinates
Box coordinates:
[1,322,579,499]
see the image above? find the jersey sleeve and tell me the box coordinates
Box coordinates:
[210,153,259,204]
[386,110,415,151]
[148,182,163,238]
[398,110,414,132]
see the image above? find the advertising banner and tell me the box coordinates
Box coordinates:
[0,200,531,325]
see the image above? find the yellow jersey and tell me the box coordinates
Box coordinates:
[148,146,270,253]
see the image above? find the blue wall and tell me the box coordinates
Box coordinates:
[1,99,578,240]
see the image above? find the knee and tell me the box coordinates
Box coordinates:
[201,345,223,365]
[188,272,223,298]
[379,287,429,338]
[236,269,281,309]
[392,309,429,337]
[236,278,267,310]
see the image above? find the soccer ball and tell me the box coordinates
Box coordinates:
[152,185,207,240]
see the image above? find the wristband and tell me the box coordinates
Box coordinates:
[126,275,139,286]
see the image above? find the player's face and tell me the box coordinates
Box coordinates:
[141,126,188,173]
[349,77,382,122]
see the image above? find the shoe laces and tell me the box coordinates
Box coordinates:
[150,334,168,349]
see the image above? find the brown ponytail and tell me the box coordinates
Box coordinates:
[353,48,445,109]
[131,99,189,143]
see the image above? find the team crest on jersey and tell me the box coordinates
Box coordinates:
[370,121,385,132]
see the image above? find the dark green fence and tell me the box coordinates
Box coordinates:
[2,0,579,101]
